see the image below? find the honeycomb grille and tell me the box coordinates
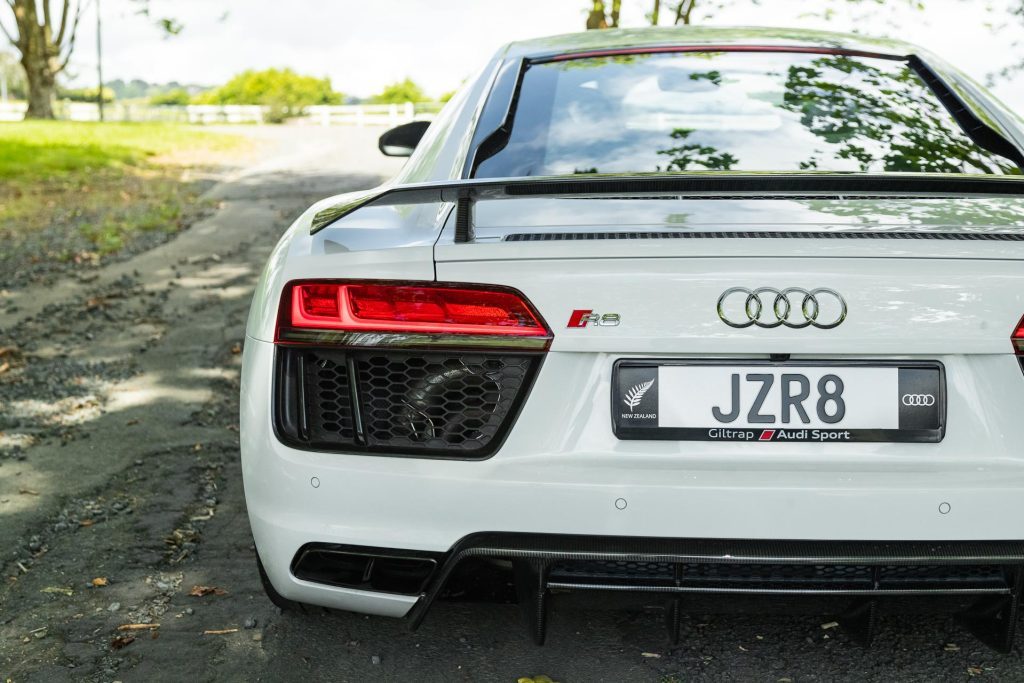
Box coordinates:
[309,355,356,441]
[275,347,539,457]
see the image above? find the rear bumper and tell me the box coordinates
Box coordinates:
[240,337,1024,619]
[280,533,1024,651]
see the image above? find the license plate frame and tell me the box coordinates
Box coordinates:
[611,359,946,443]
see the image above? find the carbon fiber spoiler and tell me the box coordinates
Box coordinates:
[309,173,1024,241]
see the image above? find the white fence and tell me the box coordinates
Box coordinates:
[0,101,441,126]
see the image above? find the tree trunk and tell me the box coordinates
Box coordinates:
[22,55,56,119]
[586,1,608,29]
[675,0,697,25]
[7,0,81,120]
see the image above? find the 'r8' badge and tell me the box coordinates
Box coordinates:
[568,309,621,328]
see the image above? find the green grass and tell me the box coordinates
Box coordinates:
[0,121,240,182]
[0,122,246,275]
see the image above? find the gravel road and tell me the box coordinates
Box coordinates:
[2,126,1024,682]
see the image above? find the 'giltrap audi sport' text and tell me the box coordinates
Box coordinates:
[241,27,1024,650]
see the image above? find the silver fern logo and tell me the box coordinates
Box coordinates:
[623,378,655,413]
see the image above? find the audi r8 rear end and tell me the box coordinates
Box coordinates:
[240,27,1024,650]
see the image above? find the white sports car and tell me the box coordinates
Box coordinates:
[241,27,1024,649]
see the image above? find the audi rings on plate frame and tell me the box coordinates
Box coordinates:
[717,287,848,329]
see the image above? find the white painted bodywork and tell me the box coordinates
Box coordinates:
[241,28,1024,616]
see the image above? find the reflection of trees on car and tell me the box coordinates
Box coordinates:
[779,55,1019,175]
[658,129,738,171]
[796,197,1024,227]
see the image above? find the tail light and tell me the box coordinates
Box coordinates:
[277,281,551,350]
[1013,316,1024,355]
[273,281,550,458]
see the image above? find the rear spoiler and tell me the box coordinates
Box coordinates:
[310,173,1024,241]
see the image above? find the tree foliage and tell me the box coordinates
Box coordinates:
[368,78,428,104]
[196,68,342,121]
[148,88,191,106]
[58,85,114,103]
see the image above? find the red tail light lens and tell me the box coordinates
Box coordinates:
[1013,315,1024,355]
[278,281,552,346]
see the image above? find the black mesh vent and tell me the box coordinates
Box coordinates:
[275,347,539,458]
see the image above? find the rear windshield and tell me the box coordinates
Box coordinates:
[474,51,1019,177]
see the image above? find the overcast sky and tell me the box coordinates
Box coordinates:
[50,0,1024,109]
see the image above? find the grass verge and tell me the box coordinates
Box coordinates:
[0,122,245,288]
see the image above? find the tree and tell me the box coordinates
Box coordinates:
[0,0,84,118]
[368,78,427,104]
[197,68,342,122]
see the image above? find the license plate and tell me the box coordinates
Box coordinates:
[612,360,945,443]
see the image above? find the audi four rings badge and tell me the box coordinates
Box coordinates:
[902,394,936,407]
[717,287,848,329]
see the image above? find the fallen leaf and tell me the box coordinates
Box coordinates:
[91,577,108,587]
[820,621,839,630]
[203,628,239,635]
[117,623,159,631]
[18,488,39,496]
[945,643,961,652]
[230,342,242,355]
[0,362,9,375]
[0,346,17,357]
[126,419,140,426]
[111,635,135,650]
[189,585,227,597]
[40,586,73,596]
[640,652,662,658]
[79,519,94,527]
